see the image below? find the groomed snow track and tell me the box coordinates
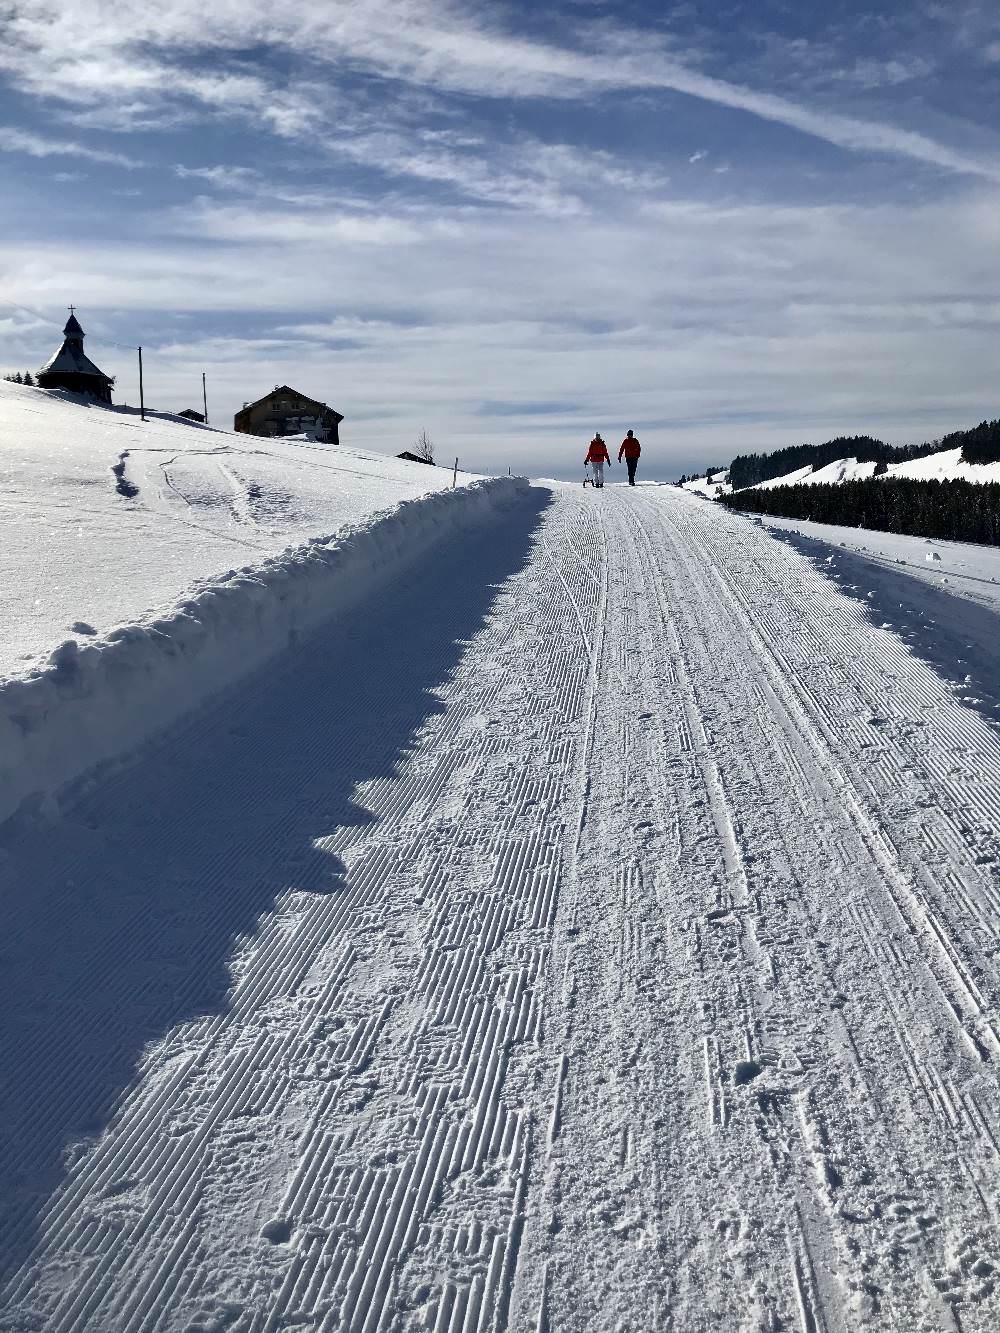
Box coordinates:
[2,485,1000,1331]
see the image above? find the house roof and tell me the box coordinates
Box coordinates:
[37,312,112,384]
[236,385,344,422]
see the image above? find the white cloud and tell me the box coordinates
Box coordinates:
[174,164,262,190]
[2,1,998,183]
[5,185,1000,475]
[174,201,425,246]
[836,55,936,89]
[0,125,142,167]
[321,131,671,216]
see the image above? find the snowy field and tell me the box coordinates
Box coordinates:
[762,514,1000,613]
[3,480,1000,1330]
[0,382,521,827]
[0,380,479,675]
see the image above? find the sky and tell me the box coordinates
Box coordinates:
[1,0,1000,479]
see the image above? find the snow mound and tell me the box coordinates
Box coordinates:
[0,476,529,826]
[682,470,731,496]
[0,379,487,674]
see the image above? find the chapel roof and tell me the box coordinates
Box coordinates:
[38,311,113,384]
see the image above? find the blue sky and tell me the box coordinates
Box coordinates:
[2,0,1000,477]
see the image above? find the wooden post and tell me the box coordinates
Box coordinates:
[452,456,458,488]
[202,371,208,424]
[138,346,145,421]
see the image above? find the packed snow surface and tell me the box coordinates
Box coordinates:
[3,485,1000,1331]
[0,380,481,674]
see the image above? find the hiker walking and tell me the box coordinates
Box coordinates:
[618,429,641,485]
[586,433,611,488]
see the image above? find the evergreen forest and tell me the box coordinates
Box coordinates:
[722,477,1000,547]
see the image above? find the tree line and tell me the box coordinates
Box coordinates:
[722,477,1000,547]
[727,435,942,490]
[677,466,725,485]
[716,419,1000,491]
[3,371,36,385]
[938,419,1000,466]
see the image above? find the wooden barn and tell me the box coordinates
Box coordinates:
[234,386,343,444]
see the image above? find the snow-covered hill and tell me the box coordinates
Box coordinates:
[0,381,525,825]
[0,380,483,674]
[749,447,1000,491]
[681,468,731,495]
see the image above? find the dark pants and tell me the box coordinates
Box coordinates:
[626,457,638,485]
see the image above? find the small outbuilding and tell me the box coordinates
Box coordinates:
[37,309,114,404]
[234,385,343,444]
[397,451,435,465]
[177,408,206,423]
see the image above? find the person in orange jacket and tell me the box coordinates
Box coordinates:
[585,433,611,487]
[618,429,641,485]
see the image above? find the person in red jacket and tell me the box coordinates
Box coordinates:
[585,433,611,487]
[618,429,641,485]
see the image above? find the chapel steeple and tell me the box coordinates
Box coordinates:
[36,307,114,404]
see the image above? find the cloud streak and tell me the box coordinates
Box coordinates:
[2,0,999,183]
[0,125,143,168]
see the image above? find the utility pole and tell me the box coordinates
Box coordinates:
[138,346,145,422]
[452,456,458,488]
[202,371,208,424]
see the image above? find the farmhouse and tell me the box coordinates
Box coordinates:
[36,309,114,404]
[234,386,343,444]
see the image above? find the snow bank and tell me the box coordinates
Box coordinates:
[0,476,529,826]
[0,380,490,674]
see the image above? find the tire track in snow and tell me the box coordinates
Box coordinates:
[519,488,1000,1331]
[631,490,1000,1330]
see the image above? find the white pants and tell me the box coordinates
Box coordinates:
[591,461,604,485]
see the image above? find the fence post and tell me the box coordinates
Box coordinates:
[138,346,145,422]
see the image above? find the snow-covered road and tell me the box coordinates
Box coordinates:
[3,485,1000,1331]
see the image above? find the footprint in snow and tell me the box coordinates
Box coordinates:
[261,1217,293,1244]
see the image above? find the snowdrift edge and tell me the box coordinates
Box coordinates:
[0,476,531,827]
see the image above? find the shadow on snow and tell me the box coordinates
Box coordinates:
[0,485,553,1285]
[774,527,1000,730]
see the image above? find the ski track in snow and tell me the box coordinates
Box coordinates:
[3,487,1000,1330]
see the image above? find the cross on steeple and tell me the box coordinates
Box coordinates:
[68,305,76,316]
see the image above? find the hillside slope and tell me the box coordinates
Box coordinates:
[0,381,478,675]
[747,447,1000,493]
